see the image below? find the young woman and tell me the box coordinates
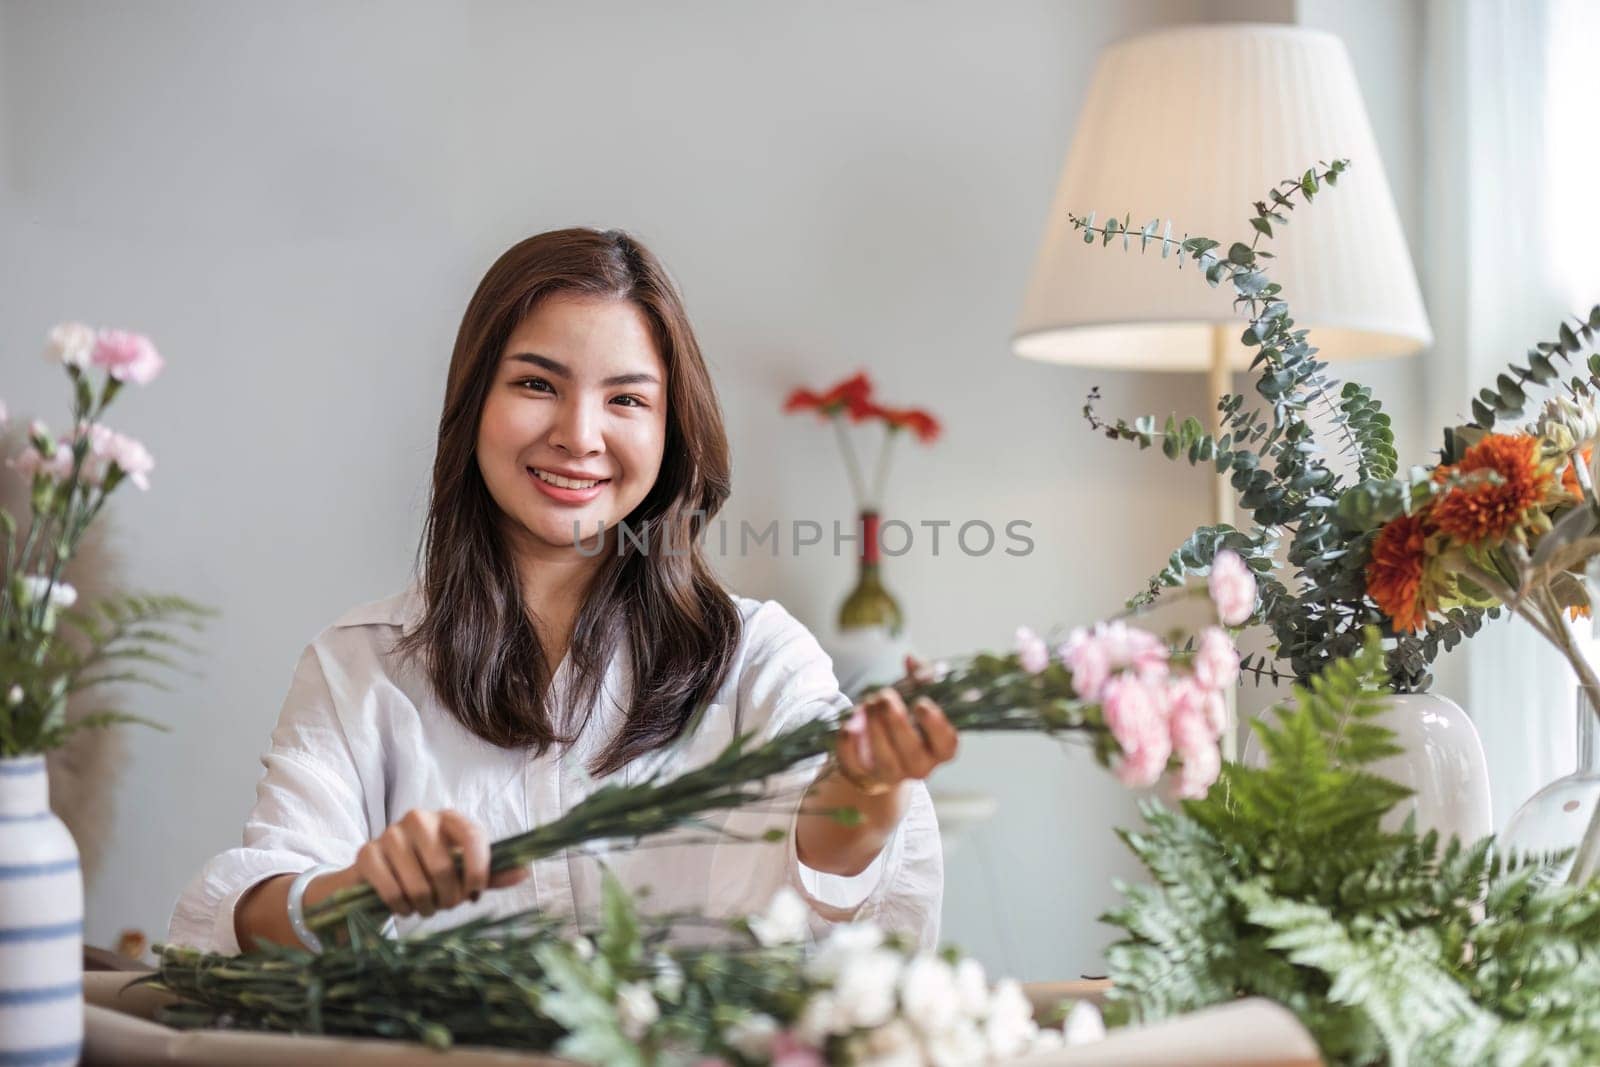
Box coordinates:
[168,228,957,956]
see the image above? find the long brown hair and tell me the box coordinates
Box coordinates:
[396,228,741,776]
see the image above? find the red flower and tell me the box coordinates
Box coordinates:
[872,405,943,444]
[782,373,875,420]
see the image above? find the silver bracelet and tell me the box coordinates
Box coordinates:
[286,863,340,953]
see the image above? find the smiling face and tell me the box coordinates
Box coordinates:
[476,292,669,562]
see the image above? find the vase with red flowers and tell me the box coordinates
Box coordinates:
[782,372,941,638]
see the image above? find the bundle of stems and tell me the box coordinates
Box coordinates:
[303,652,1092,935]
[153,908,576,1049]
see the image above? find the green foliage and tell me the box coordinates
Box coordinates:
[1073,161,1488,691]
[1102,633,1600,1065]
[0,590,212,755]
[1466,306,1600,430]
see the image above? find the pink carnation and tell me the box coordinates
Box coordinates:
[72,423,154,490]
[1015,625,1050,674]
[1166,678,1225,799]
[1208,550,1257,626]
[1173,741,1222,799]
[1059,621,1169,703]
[90,329,165,385]
[1193,627,1240,691]
[1103,675,1172,788]
[8,445,68,482]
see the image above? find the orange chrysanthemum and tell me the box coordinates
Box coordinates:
[1366,511,1439,633]
[1430,434,1555,546]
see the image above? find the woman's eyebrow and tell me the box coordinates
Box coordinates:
[508,351,660,388]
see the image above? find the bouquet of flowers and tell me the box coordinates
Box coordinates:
[148,562,1257,1062]
[1072,159,1497,692]
[2,324,209,755]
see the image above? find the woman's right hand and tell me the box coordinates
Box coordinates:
[347,808,530,918]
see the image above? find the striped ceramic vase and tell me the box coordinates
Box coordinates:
[0,756,82,1067]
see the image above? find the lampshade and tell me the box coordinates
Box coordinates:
[1013,24,1432,371]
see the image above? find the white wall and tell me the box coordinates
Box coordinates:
[1,0,1428,982]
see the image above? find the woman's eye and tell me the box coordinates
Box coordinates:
[515,377,553,393]
[613,395,646,408]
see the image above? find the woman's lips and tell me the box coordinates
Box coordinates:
[528,467,609,505]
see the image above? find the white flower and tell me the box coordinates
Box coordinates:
[924,1018,987,1067]
[46,323,96,369]
[805,921,885,982]
[835,947,904,1031]
[1029,1027,1066,1054]
[570,935,594,961]
[18,576,76,610]
[1061,999,1106,1045]
[651,951,683,1002]
[5,686,22,708]
[899,954,959,1035]
[722,1012,779,1060]
[794,991,842,1045]
[952,957,988,1019]
[749,886,810,947]
[983,979,1038,1059]
[848,1018,921,1067]
[614,981,659,1041]
[1537,394,1600,446]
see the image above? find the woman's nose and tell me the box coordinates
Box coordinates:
[548,397,603,457]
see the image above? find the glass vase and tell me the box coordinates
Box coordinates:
[1502,686,1600,882]
[836,510,903,637]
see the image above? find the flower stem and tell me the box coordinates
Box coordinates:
[830,417,868,508]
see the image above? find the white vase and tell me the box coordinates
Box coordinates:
[1244,691,1493,845]
[0,755,84,1066]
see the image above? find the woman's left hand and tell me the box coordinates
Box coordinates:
[835,654,960,796]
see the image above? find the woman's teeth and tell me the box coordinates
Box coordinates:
[532,469,606,490]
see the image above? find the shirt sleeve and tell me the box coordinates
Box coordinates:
[165,642,373,955]
[724,600,944,950]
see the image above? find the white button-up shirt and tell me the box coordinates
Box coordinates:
[167,585,942,955]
